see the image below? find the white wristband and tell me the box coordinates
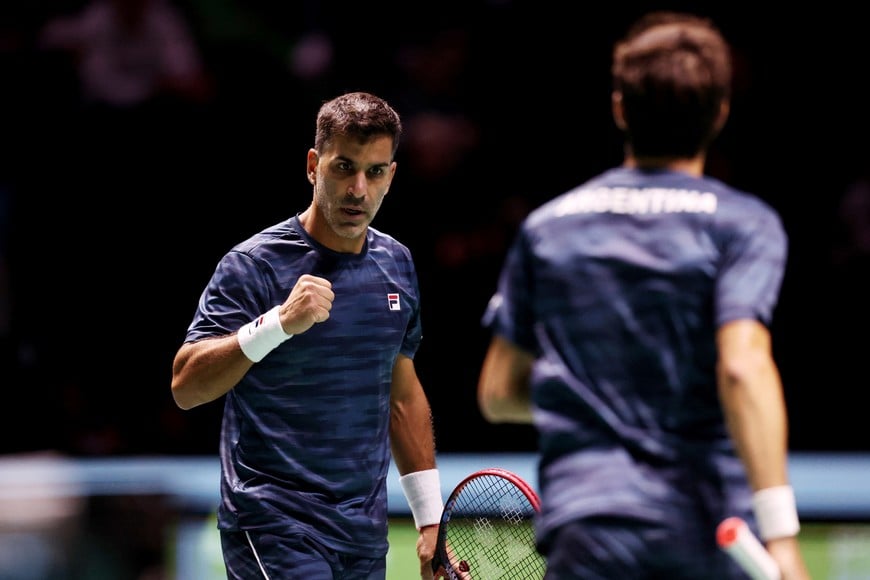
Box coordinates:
[399,469,443,530]
[237,306,293,363]
[752,485,800,540]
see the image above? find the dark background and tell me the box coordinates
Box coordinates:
[0,1,867,457]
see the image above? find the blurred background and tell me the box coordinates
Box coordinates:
[0,0,867,577]
[2,0,867,458]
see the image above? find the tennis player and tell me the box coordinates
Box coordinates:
[171,92,443,579]
[477,11,810,579]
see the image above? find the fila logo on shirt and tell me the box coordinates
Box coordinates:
[387,293,401,311]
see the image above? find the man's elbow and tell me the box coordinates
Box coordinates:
[478,391,513,424]
[171,384,196,410]
[479,401,499,424]
[171,375,207,411]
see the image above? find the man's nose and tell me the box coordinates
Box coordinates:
[347,172,368,196]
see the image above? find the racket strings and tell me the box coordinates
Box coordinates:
[441,474,546,579]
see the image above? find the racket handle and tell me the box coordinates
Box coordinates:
[717,517,781,580]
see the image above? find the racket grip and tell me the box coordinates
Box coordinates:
[717,517,781,580]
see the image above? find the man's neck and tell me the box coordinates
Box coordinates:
[623,154,705,177]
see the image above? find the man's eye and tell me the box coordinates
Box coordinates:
[369,167,384,177]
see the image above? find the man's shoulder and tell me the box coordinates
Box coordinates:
[366,226,412,257]
[230,217,304,254]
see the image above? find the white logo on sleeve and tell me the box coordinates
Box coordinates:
[387,293,401,311]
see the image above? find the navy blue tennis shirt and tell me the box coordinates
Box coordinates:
[184,214,422,557]
[483,167,787,547]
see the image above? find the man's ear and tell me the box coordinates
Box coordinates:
[713,99,730,134]
[307,149,318,184]
[612,90,627,131]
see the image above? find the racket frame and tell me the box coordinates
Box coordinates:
[432,467,542,579]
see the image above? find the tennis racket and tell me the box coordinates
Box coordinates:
[717,517,781,580]
[432,467,546,580]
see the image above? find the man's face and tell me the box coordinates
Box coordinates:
[308,134,396,251]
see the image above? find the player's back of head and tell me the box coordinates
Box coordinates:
[612,11,732,158]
